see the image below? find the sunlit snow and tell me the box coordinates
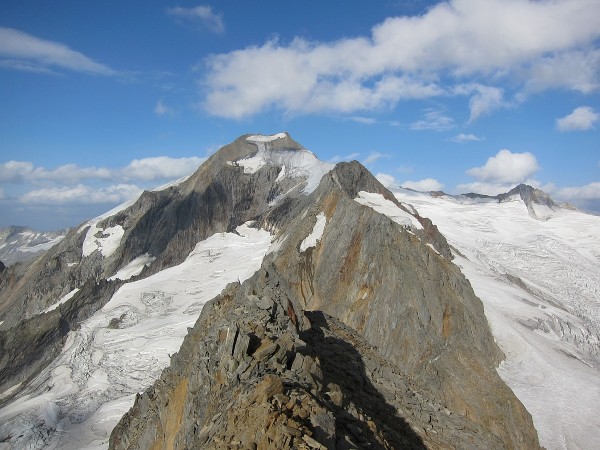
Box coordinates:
[0,224,273,449]
[236,134,334,194]
[354,191,423,230]
[246,133,287,142]
[82,224,124,258]
[392,189,600,450]
[108,254,155,281]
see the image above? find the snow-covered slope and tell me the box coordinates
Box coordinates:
[391,188,600,450]
[0,226,68,266]
[0,224,273,449]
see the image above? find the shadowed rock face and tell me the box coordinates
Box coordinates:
[2,134,540,448]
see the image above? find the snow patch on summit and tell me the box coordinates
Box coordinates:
[246,133,286,142]
[233,134,334,195]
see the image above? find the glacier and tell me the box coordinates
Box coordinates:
[0,224,273,449]
[390,189,600,450]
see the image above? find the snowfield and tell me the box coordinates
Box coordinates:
[0,224,273,449]
[391,189,600,450]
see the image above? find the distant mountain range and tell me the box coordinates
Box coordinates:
[0,226,68,267]
[1,133,598,449]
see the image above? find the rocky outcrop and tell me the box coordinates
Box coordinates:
[110,266,521,449]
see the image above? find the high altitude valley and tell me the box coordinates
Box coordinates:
[0,133,598,449]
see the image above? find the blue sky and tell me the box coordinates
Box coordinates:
[1,0,599,230]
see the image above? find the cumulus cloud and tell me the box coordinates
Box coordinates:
[450,133,483,143]
[467,149,539,184]
[0,27,117,76]
[556,106,599,131]
[375,173,398,188]
[20,184,142,205]
[200,0,600,118]
[401,178,445,192]
[167,5,224,34]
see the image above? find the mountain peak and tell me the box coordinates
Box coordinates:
[498,183,559,219]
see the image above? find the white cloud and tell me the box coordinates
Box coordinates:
[1,156,206,185]
[555,182,600,201]
[20,184,142,205]
[467,85,506,122]
[0,188,6,200]
[410,110,455,131]
[556,106,599,131]
[525,49,600,94]
[0,161,34,182]
[363,152,391,165]
[123,156,206,181]
[547,181,600,213]
[450,133,483,143]
[0,27,116,76]
[154,100,175,117]
[200,0,600,118]
[375,173,398,188]
[167,6,224,34]
[401,178,445,192]
[467,149,539,184]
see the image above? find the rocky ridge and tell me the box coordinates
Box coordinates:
[109,141,539,448]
